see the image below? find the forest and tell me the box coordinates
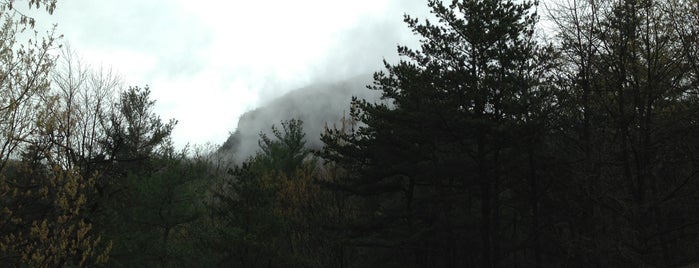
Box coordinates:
[3,0,699,267]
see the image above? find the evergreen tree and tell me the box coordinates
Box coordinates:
[321,0,554,266]
[210,119,315,267]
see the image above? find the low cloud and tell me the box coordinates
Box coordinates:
[39,0,432,149]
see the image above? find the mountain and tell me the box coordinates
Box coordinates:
[219,74,380,162]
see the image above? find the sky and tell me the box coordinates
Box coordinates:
[39,0,429,148]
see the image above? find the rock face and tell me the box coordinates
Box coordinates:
[220,74,380,162]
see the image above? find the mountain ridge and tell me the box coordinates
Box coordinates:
[219,74,380,162]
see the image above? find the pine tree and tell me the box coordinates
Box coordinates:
[321,0,553,266]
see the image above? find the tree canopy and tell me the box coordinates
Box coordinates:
[4,0,699,267]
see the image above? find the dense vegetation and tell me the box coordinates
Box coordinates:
[2,0,699,267]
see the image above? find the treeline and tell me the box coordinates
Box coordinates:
[3,0,699,267]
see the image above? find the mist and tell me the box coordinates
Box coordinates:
[211,1,432,161]
[31,0,432,149]
[218,74,378,162]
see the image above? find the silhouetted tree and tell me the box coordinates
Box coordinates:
[548,0,699,266]
[210,119,344,267]
[321,0,554,267]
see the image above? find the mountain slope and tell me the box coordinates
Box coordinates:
[220,74,380,162]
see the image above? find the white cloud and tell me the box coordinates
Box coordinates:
[43,0,429,148]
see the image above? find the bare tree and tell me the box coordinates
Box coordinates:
[46,45,122,172]
[0,0,59,170]
[547,0,699,265]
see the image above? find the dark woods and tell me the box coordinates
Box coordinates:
[2,0,699,267]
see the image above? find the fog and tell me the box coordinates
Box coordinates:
[219,74,380,162]
[30,0,431,149]
[209,2,433,161]
[17,0,437,154]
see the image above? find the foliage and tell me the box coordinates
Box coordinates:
[321,0,551,266]
[257,118,308,176]
[545,0,699,266]
[209,119,345,267]
[0,155,111,267]
[5,0,699,267]
[0,0,59,171]
[0,1,112,266]
[104,86,176,163]
[102,149,210,267]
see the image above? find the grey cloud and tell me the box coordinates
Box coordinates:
[37,0,433,150]
[220,74,380,162]
[219,0,432,161]
[252,0,429,111]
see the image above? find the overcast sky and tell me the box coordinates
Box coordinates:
[41,0,429,148]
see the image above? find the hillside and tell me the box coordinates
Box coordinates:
[219,74,380,162]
